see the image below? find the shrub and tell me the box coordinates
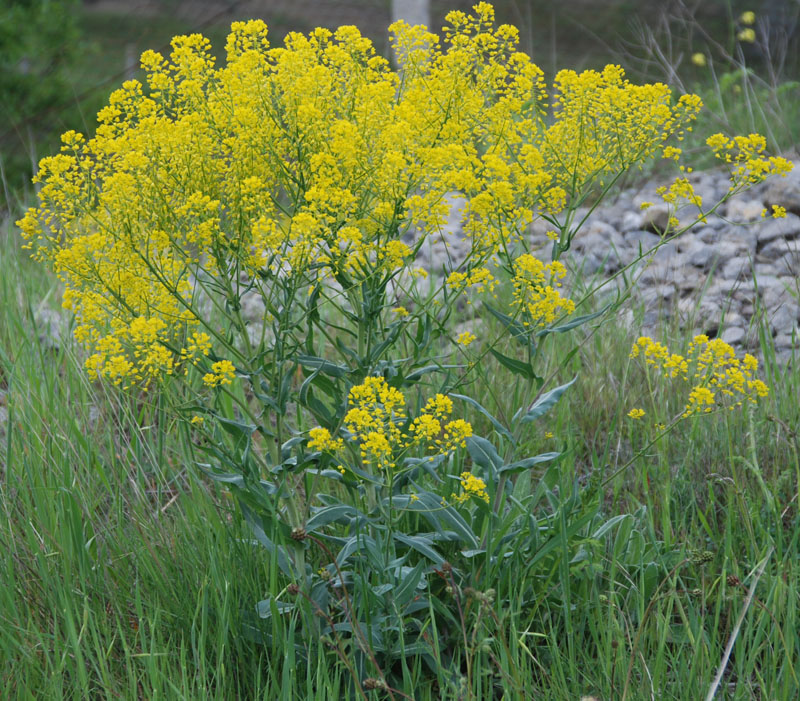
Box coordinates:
[17,2,790,694]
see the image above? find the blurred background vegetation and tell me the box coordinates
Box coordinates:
[1,0,798,212]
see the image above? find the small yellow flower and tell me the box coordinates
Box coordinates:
[639,201,653,210]
[308,427,345,452]
[457,331,476,346]
[772,204,787,218]
[190,415,205,425]
[202,359,236,387]
[453,471,490,504]
[544,431,554,439]
[628,408,645,420]
[545,230,559,241]
[737,28,756,43]
[740,11,755,25]
[392,306,409,317]
[654,422,666,432]
[684,386,715,416]
[691,53,707,67]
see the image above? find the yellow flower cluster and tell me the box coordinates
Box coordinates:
[762,205,787,219]
[310,376,472,471]
[446,268,497,295]
[307,427,345,453]
[511,255,574,327]
[17,5,712,385]
[456,331,477,347]
[202,359,237,388]
[706,133,793,189]
[452,472,490,504]
[630,335,768,417]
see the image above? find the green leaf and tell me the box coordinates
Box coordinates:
[466,435,504,481]
[591,514,631,540]
[394,561,427,607]
[216,415,258,442]
[369,322,402,364]
[518,376,577,424]
[489,347,538,380]
[498,451,562,475]
[296,355,349,377]
[336,534,378,567]
[405,364,463,383]
[394,533,447,567]
[255,598,295,618]
[241,504,294,577]
[413,312,432,353]
[483,301,531,347]
[451,394,513,444]
[306,504,365,532]
[528,509,596,570]
[391,491,479,548]
[536,304,611,338]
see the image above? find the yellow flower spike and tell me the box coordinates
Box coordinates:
[740,11,756,25]
[772,204,787,218]
[628,408,645,420]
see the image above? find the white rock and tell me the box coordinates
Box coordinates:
[757,213,800,244]
[764,162,800,214]
[720,325,746,345]
[725,198,764,222]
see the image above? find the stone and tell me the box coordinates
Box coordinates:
[652,241,680,263]
[769,303,800,336]
[34,307,66,351]
[621,210,644,232]
[720,325,746,345]
[624,229,661,251]
[758,238,793,262]
[757,213,800,245]
[702,214,729,230]
[721,257,753,281]
[641,205,671,233]
[684,239,715,269]
[773,251,800,277]
[725,198,764,222]
[763,161,800,214]
[696,226,722,244]
[640,283,677,306]
[762,278,794,308]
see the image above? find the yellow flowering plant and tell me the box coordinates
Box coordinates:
[17,2,786,688]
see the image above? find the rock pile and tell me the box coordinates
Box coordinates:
[414,163,800,361]
[562,165,800,359]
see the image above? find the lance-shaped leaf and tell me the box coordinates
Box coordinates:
[516,376,577,424]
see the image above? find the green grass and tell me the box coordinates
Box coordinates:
[1,205,799,699]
